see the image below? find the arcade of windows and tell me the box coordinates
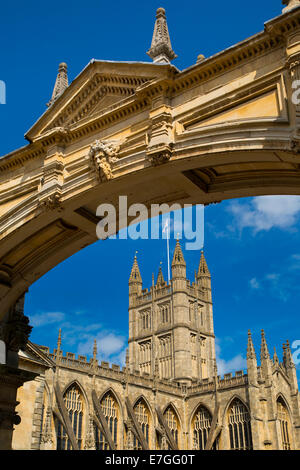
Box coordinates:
[55,388,292,450]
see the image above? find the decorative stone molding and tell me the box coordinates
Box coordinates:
[148,149,172,166]
[38,192,62,211]
[40,407,53,447]
[89,139,121,182]
[84,415,96,450]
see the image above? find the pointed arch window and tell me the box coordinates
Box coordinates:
[56,384,84,450]
[94,392,119,450]
[192,406,212,450]
[277,398,291,450]
[164,406,179,446]
[228,398,252,450]
[133,399,150,450]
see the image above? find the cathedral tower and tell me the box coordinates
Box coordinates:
[128,242,216,384]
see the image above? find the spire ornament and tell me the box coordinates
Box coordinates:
[197,251,210,278]
[260,329,270,360]
[247,330,256,360]
[48,63,68,107]
[282,0,300,13]
[147,8,177,64]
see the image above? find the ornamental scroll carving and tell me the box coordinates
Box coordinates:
[89,139,121,182]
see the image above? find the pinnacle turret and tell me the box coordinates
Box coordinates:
[147,8,177,64]
[197,251,210,278]
[247,330,256,360]
[48,62,68,107]
[129,253,142,284]
[156,265,165,286]
[171,239,186,267]
[260,329,270,360]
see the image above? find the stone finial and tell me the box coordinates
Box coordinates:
[171,239,186,266]
[282,0,300,14]
[93,339,98,361]
[56,328,62,363]
[125,348,130,368]
[260,329,270,360]
[273,347,279,366]
[129,252,142,284]
[156,265,165,286]
[196,54,205,64]
[147,8,177,64]
[47,62,68,107]
[285,340,295,368]
[247,330,256,360]
[197,251,210,278]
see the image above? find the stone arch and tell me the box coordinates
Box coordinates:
[162,402,182,448]
[56,380,87,450]
[223,394,250,422]
[162,402,183,430]
[189,401,213,429]
[190,402,214,450]
[98,387,124,420]
[62,379,89,412]
[133,394,154,423]
[276,394,293,450]
[132,395,153,449]
[225,396,253,450]
[93,387,122,450]
[275,393,293,417]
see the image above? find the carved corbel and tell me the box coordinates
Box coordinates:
[147,108,174,166]
[89,139,121,182]
[38,191,62,212]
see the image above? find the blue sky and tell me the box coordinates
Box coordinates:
[1,1,299,382]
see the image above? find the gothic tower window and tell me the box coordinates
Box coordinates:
[277,397,291,450]
[140,309,151,331]
[158,334,172,378]
[133,399,151,450]
[56,384,84,450]
[164,406,179,446]
[139,340,152,374]
[228,398,252,450]
[192,406,212,450]
[94,392,119,450]
[160,304,170,324]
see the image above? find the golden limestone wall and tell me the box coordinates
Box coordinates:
[11,350,300,450]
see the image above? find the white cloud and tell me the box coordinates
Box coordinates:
[30,311,65,327]
[215,339,247,376]
[249,277,260,289]
[77,331,126,361]
[228,196,300,233]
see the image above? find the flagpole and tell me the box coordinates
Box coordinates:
[167,221,170,284]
